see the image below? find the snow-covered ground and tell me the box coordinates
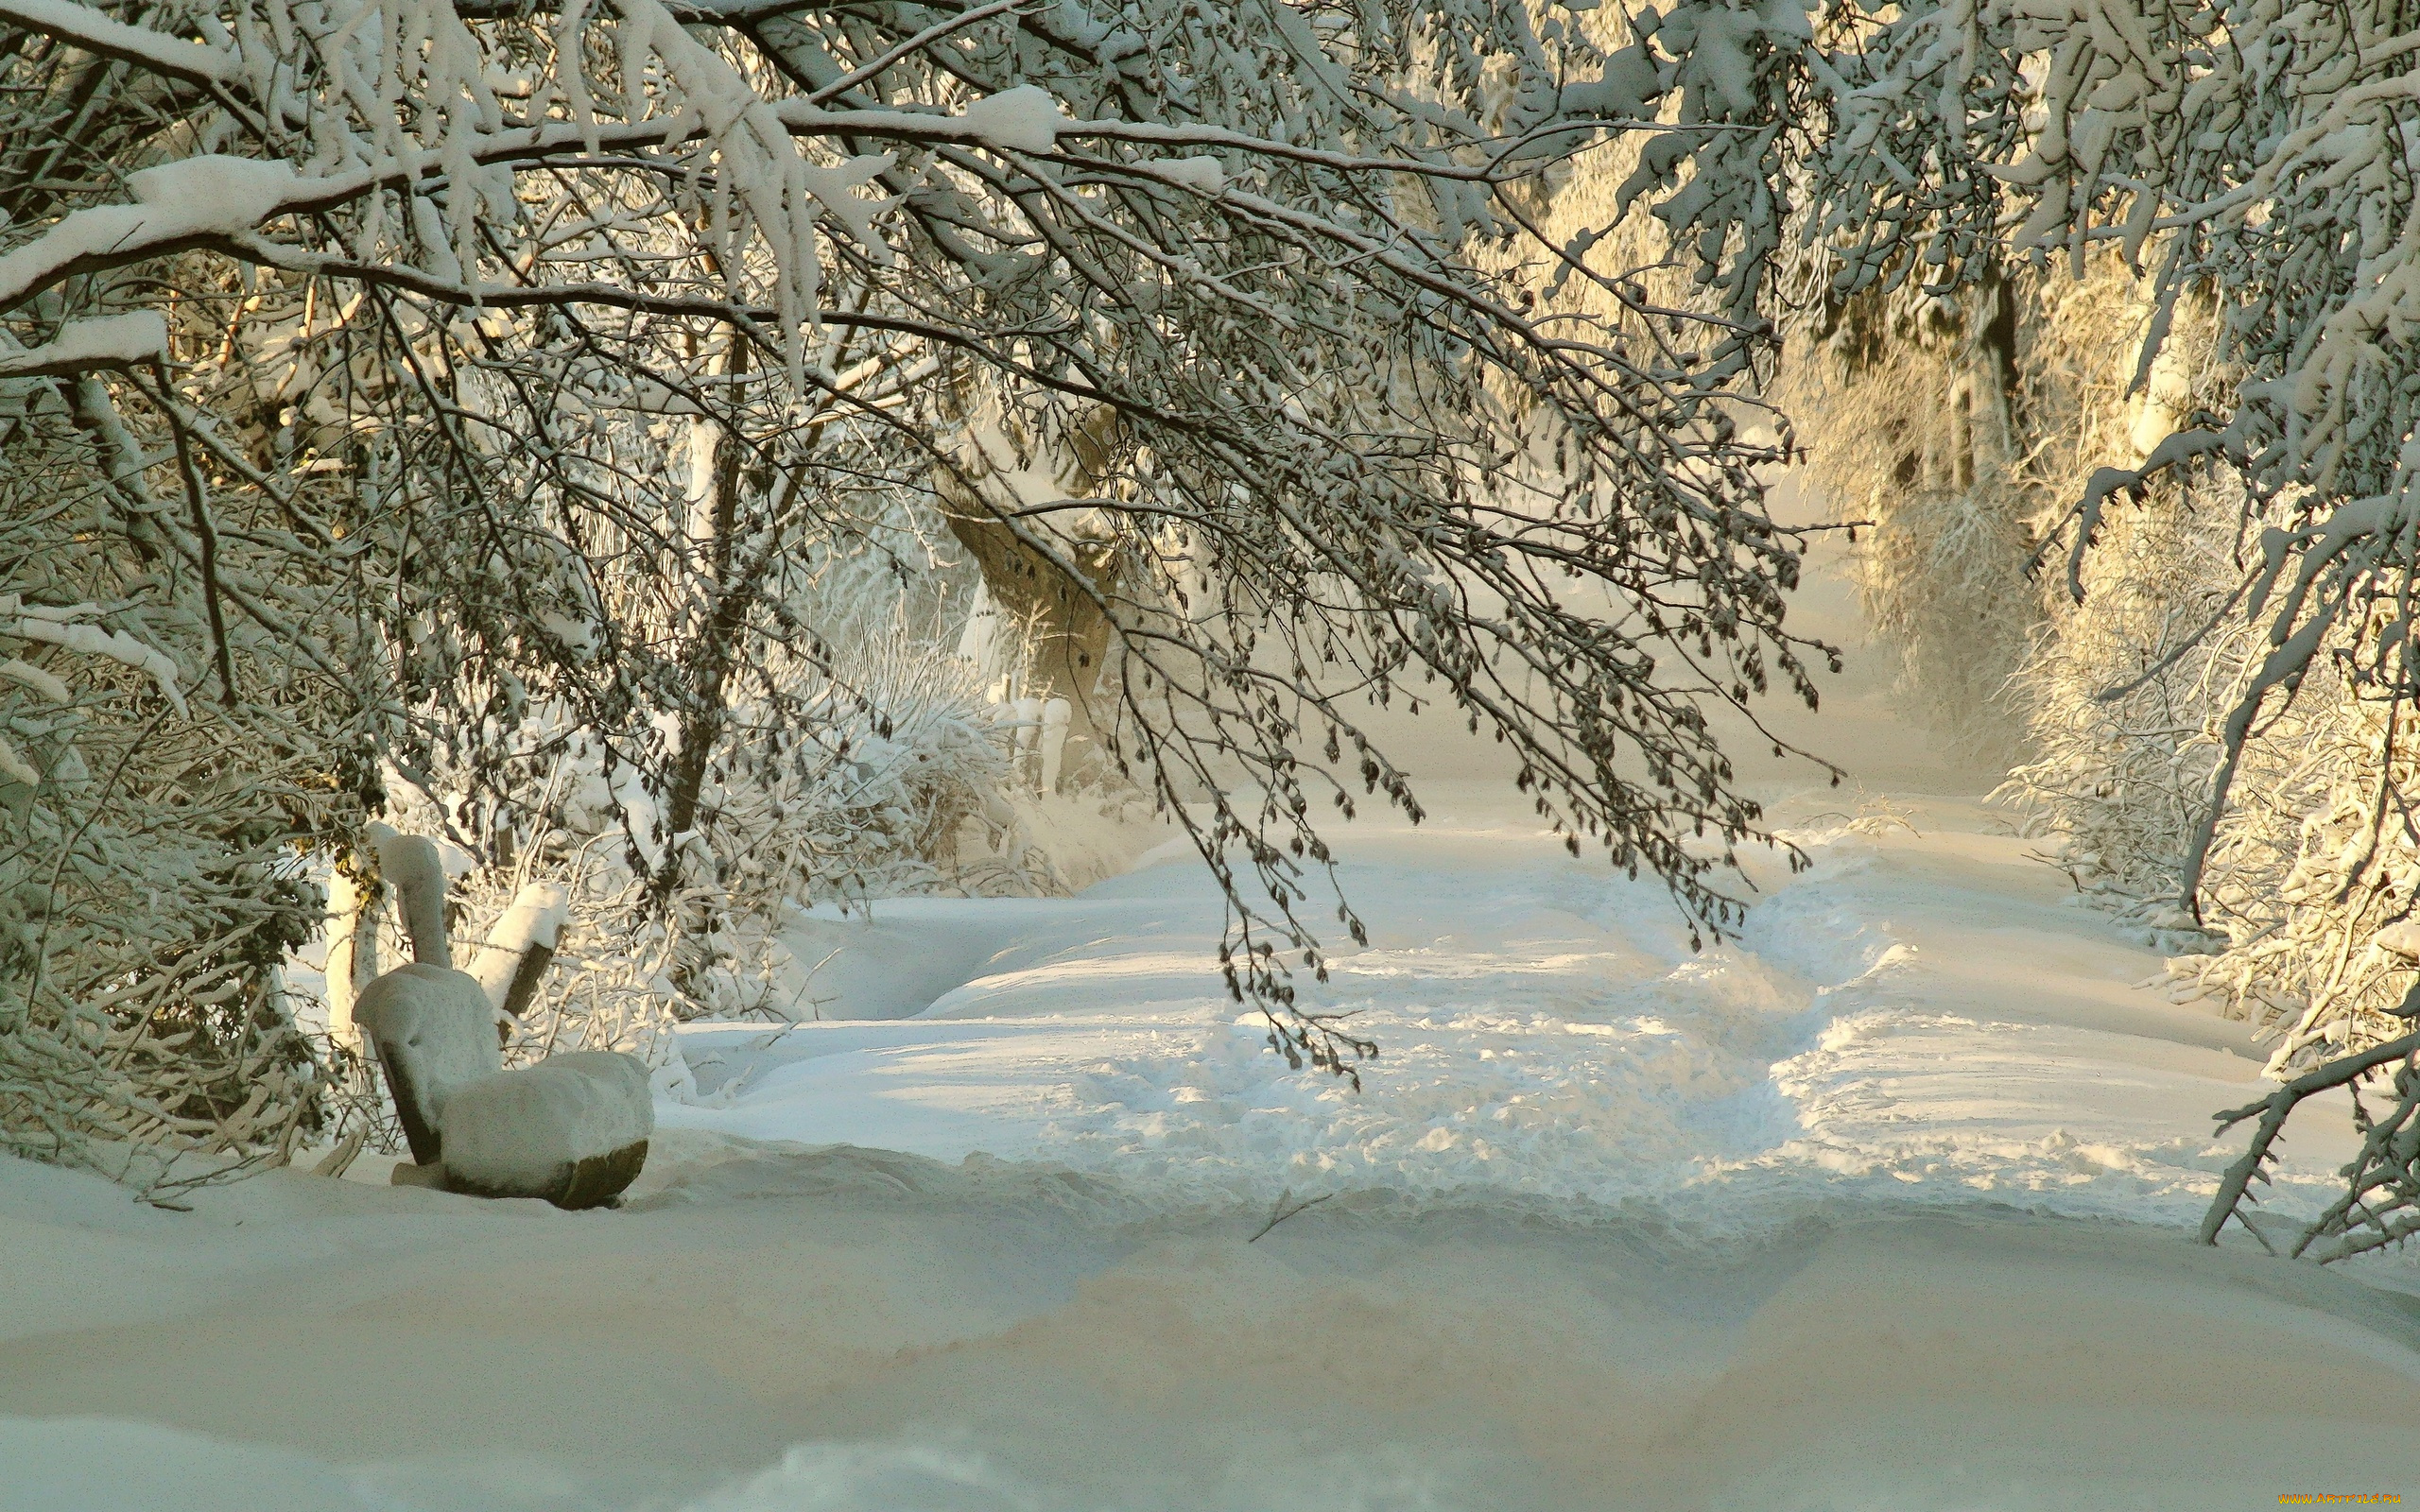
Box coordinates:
[6,782,2420,1511]
[669,786,2351,1232]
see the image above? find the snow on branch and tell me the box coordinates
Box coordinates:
[0,158,297,312]
[959,85,1066,154]
[1,599,187,715]
[2200,1022,2420,1255]
[0,0,234,85]
[0,658,70,703]
[0,312,166,377]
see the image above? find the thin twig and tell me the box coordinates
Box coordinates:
[1248,1186,1333,1242]
[147,363,235,705]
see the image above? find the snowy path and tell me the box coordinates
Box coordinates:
[665,785,2354,1231]
[6,784,2420,1511]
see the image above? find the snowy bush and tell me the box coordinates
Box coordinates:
[1569,0,2420,900]
[1643,0,2420,1241]
[2012,484,2420,1076]
[381,601,1034,1032]
[0,352,362,1184]
[1789,253,2420,1079]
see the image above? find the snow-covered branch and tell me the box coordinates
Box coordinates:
[0,0,1834,1130]
[0,0,234,85]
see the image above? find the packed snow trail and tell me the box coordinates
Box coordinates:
[666,784,2358,1232]
[4,784,2419,1512]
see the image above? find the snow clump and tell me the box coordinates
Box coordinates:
[961,86,1065,153]
[1156,157,1224,194]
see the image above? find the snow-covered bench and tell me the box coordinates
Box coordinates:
[353,830,650,1210]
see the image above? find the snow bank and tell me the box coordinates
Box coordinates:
[672,788,2359,1234]
[7,788,2419,1509]
[683,1442,1029,1512]
[4,1135,2418,1511]
[0,1418,382,1512]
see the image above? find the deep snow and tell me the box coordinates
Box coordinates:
[5,783,2420,1511]
[669,790,2358,1234]
[3,479,2413,1512]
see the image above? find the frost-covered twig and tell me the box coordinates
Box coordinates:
[2198,1024,2420,1247]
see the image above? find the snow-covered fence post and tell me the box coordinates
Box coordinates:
[323,867,380,1053]
[1011,696,1044,788]
[470,883,571,1033]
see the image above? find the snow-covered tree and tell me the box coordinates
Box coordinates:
[1627,0,2420,1248]
[1683,0,2420,903]
[0,0,1835,1163]
[1781,275,2033,764]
